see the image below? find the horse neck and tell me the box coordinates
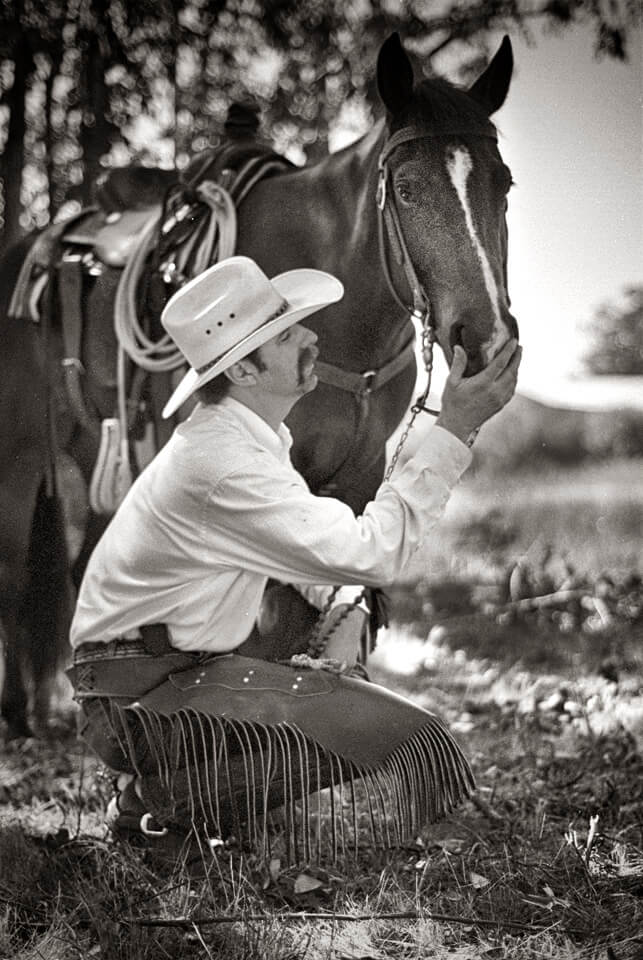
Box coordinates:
[306,121,411,367]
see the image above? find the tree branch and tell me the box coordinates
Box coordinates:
[122,907,586,935]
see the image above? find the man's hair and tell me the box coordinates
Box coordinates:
[196,345,266,406]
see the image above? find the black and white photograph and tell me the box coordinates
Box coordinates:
[0,1,641,957]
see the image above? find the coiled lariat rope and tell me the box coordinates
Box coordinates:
[114,180,237,373]
[111,180,237,491]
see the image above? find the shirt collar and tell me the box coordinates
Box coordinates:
[195,397,293,459]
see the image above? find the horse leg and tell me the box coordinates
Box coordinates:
[0,482,72,738]
[0,467,44,738]
[0,610,32,739]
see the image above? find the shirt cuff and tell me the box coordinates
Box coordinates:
[417,424,473,485]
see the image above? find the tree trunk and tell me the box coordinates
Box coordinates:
[168,0,181,165]
[44,52,58,221]
[79,29,110,206]
[0,34,33,254]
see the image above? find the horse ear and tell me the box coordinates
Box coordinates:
[467,35,513,115]
[377,33,414,115]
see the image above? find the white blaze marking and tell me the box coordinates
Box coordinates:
[446,146,504,357]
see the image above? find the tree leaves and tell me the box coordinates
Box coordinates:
[0,0,639,247]
[583,286,643,376]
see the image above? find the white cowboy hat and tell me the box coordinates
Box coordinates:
[161,256,344,419]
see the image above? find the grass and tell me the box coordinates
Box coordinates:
[1,460,642,959]
[1,672,641,959]
[398,457,643,586]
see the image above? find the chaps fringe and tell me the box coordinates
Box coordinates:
[114,704,475,862]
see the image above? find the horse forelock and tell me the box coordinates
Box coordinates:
[392,77,497,140]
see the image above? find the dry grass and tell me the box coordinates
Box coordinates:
[403,457,643,585]
[1,629,641,959]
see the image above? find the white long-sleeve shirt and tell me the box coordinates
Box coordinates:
[70,397,471,652]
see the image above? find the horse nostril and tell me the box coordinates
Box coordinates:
[449,323,464,352]
[464,353,483,376]
[449,321,482,376]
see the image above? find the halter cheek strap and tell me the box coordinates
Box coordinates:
[376,178,428,319]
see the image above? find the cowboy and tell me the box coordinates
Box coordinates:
[68,256,521,856]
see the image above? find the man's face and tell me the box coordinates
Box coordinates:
[250,323,319,400]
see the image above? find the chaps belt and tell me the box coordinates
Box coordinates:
[73,622,173,664]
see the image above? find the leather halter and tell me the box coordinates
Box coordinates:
[375,123,498,323]
[310,123,501,400]
[314,124,467,400]
[376,127,432,321]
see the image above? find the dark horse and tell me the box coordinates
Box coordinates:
[0,35,517,738]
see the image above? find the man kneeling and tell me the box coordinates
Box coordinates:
[68,256,520,860]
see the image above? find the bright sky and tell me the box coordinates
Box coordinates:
[493,22,642,391]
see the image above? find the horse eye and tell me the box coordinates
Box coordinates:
[396,184,413,203]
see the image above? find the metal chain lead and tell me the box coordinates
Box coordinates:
[385,315,435,480]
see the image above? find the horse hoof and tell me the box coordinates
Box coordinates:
[4,722,34,741]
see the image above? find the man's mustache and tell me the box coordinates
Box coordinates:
[298,347,318,381]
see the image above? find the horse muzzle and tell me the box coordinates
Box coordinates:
[449,308,518,376]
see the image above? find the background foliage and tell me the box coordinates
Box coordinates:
[0,0,640,402]
[0,0,638,247]
[583,286,643,376]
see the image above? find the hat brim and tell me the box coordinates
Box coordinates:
[162,268,343,419]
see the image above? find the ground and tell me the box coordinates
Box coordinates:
[1,459,641,959]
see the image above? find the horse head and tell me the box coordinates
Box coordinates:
[376,34,518,375]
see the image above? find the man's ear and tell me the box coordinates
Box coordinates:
[225,360,259,387]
